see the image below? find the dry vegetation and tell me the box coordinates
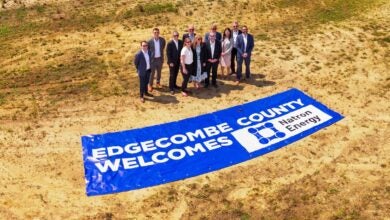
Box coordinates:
[0,0,389,219]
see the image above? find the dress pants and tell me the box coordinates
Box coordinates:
[150,57,163,86]
[205,62,218,86]
[231,47,238,73]
[139,69,151,97]
[181,64,193,92]
[237,56,251,80]
[169,63,180,91]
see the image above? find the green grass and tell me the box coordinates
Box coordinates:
[0,25,11,38]
[123,3,178,19]
[0,58,108,89]
[314,0,382,23]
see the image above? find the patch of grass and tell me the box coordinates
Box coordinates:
[0,58,107,89]
[314,0,381,23]
[0,25,11,38]
[0,93,6,105]
[256,33,270,41]
[123,3,178,19]
[277,0,308,8]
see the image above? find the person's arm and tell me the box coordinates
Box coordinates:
[134,52,140,69]
[236,36,243,55]
[225,40,233,54]
[166,43,173,65]
[180,49,187,74]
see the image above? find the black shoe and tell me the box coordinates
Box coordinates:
[145,93,154,97]
[212,84,218,88]
[170,90,175,95]
[204,84,209,88]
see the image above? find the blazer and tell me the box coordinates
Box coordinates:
[134,50,151,76]
[182,33,196,42]
[236,33,254,58]
[166,39,183,65]
[204,32,222,42]
[205,40,222,61]
[192,43,207,74]
[147,37,166,63]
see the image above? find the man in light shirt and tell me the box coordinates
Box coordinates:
[235,25,254,83]
[147,27,166,91]
[231,21,242,75]
[166,31,183,94]
[134,41,154,103]
[205,33,222,88]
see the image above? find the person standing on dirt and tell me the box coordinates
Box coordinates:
[148,27,166,92]
[134,41,154,103]
[166,31,183,95]
[230,21,242,76]
[236,25,254,84]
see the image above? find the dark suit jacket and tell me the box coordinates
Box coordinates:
[192,43,207,75]
[205,40,222,62]
[166,39,183,65]
[236,33,254,58]
[134,50,151,76]
[204,32,222,42]
[182,33,196,42]
[148,37,166,63]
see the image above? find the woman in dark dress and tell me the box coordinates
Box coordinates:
[190,35,208,89]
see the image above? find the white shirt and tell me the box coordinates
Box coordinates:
[154,38,161,58]
[142,50,150,70]
[243,34,248,52]
[174,40,178,50]
[180,47,193,64]
[233,30,239,44]
[210,41,215,58]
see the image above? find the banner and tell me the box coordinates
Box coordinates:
[81,88,343,196]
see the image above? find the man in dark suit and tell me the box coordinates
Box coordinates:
[204,23,222,42]
[134,41,154,103]
[166,31,183,94]
[182,24,196,43]
[205,33,222,88]
[236,25,254,83]
[148,27,166,91]
[230,21,242,75]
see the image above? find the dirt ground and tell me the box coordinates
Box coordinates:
[0,0,389,219]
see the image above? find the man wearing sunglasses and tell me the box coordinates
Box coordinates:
[205,33,222,88]
[231,21,242,76]
[147,27,166,92]
[204,23,222,42]
[166,31,183,94]
[182,24,196,43]
[134,41,154,103]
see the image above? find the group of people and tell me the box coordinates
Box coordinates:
[134,22,254,103]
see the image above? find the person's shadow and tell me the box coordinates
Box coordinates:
[240,73,276,87]
[145,93,179,104]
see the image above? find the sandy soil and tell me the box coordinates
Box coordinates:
[0,0,389,219]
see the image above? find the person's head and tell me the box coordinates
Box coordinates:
[188,24,195,33]
[209,32,216,42]
[153,27,160,38]
[184,37,192,48]
[172,31,179,40]
[140,41,148,51]
[193,35,203,47]
[232,21,239,31]
[242,25,248,34]
[223,28,232,39]
[210,23,217,32]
